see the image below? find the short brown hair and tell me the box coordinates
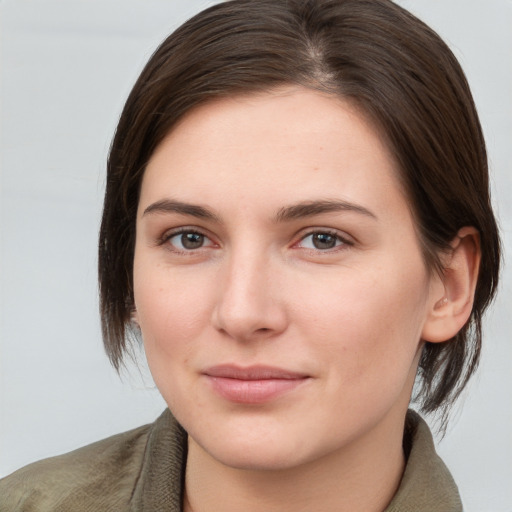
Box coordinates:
[99,0,500,421]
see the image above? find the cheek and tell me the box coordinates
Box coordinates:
[292,256,429,386]
[133,263,212,375]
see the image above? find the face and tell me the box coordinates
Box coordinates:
[133,87,439,471]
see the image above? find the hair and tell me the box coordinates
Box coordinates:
[99,0,500,423]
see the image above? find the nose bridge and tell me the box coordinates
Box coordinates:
[213,241,286,340]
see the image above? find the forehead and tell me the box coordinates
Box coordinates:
[139,86,409,221]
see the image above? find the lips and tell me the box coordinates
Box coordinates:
[203,365,310,404]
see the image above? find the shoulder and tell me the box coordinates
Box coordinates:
[0,422,152,512]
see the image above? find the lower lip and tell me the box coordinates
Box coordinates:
[206,376,308,404]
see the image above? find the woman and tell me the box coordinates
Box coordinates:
[0,0,501,510]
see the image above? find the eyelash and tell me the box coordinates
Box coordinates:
[159,228,216,253]
[294,229,353,252]
[159,227,353,255]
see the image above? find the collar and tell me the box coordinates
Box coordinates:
[131,409,462,512]
[385,410,462,511]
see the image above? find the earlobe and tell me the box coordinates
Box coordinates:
[422,227,481,343]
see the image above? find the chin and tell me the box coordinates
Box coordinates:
[187,417,336,473]
[203,439,309,472]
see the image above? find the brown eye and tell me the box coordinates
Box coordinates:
[298,231,345,251]
[312,233,337,249]
[181,232,204,249]
[167,231,211,250]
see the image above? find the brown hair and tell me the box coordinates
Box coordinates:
[99,0,500,421]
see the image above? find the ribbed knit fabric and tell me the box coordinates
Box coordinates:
[130,410,186,512]
[385,410,462,511]
[0,410,461,511]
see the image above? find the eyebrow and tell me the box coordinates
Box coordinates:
[142,199,220,221]
[274,199,377,222]
[142,198,377,223]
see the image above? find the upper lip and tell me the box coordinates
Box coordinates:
[203,365,309,380]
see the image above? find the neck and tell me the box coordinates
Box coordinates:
[183,410,407,512]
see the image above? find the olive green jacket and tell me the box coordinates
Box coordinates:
[0,410,462,511]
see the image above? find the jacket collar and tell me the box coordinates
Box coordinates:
[131,409,462,512]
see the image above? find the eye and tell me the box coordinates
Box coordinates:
[165,230,215,251]
[297,231,348,250]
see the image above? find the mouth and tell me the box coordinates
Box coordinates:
[203,365,310,404]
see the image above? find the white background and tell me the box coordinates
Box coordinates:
[1,1,511,510]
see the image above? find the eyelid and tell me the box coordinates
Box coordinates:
[158,226,218,251]
[293,227,355,250]
[155,225,354,253]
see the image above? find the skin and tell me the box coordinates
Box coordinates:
[133,87,476,512]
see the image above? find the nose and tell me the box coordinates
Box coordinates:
[211,250,288,342]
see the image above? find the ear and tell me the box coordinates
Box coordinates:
[422,227,481,343]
